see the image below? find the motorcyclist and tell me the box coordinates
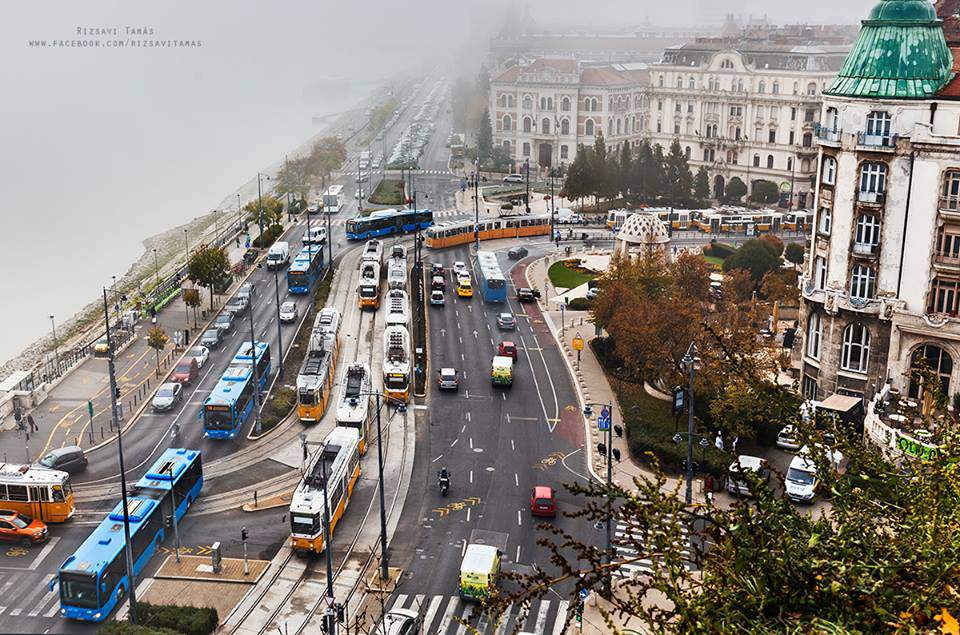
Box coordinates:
[438,467,450,490]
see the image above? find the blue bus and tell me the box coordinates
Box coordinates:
[345,208,433,241]
[475,250,507,303]
[202,341,272,439]
[287,245,324,294]
[57,449,203,622]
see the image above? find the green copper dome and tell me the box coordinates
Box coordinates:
[826,0,953,99]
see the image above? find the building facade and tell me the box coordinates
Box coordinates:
[646,37,849,208]
[490,59,649,172]
[799,0,960,406]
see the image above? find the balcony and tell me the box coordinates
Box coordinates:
[800,276,825,303]
[857,190,886,206]
[852,242,879,258]
[856,132,897,151]
[939,195,960,220]
[865,384,943,462]
[933,252,960,271]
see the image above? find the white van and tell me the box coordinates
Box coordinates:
[556,208,583,224]
[302,226,327,245]
[726,455,771,497]
[785,444,846,503]
[266,242,290,270]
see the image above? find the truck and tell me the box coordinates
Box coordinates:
[266,241,290,270]
[459,530,508,601]
[491,356,513,386]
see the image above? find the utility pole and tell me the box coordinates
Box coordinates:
[49,315,59,369]
[168,464,181,563]
[271,266,284,379]
[473,157,480,251]
[374,393,389,584]
[320,455,337,634]
[257,174,266,245]
[247,289,263,436]
[683,343,697,505]
[524,158,531,215]
[104,288,138,623]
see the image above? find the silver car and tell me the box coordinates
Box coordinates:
[152,382,183,412]
[437,368,459,391]
[279,301,298,323]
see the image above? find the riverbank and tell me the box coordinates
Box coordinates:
[0,79,394,382]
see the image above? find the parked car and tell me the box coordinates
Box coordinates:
[171,357,199,385]
[430,290,445,306]
[185,345,210,369]
[431,276,446,291]
[585,287,600,301]
[507,247,529,260]
[214,310,235,333]
[36,446,87,474]
[152,382,183,412]
[726,455,771,497]
[93,337,110,357]
[497,313,516,330]
[238,281,255,299]
[503,174,524,184]
[498,341,518,360]
[776,424,802,451]
[201,328,222,349]
[437,368,460,390]
[279,301,299,323]
[530,486,557,518]
[0,510,48,547]
[226,295,248,316]
[516,288,538,303]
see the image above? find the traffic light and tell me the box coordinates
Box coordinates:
[583,405,593,418]
[614,424,623,438]
[241,527,248,542]
[336,603,345,623]
[596,442,607,457]
[321,610,336,633]
[612,448,621,462]
[575,598,583,622]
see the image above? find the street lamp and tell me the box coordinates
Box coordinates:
[524,158,531,215]
[257,263,284,379]
[246,286,264,436]
[49,315,59,369]
[256,173,271,245]
[680,342,701,505]
[582,400,623,597]
[152,248,160,288]
[473,157,480,251]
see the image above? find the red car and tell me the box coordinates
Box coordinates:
[498,341,518,360]
[530,486,556,518]
[170,357,198,385]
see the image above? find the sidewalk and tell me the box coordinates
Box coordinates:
[0,217,279,462]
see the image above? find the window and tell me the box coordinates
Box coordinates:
[585,119,594,136]
[866,111,891,138]
[560,145,568,159]
[790,108,797,122]
[560,118,570,135]
[841,324,871,373]
[802,132,813,147]
[685,146,691,159]
[657,100,663,111]
[789,131,795,145]
[561,97,570,112]
[674,123,681,135]
[658,75,664,87]
[822,157,837,185]
[855,214,881,250]
[502,115,512,132]
[814,256,827,289]
[753,154,760,167]
[772,81,780,94]
[7,484,27,502]
[909,345,954,399]
[657,121,662,133]
[758,80,766,93]
[539,97,546,110]
[617,119,622,135]
[942,169,960,210]
[859,162,887,194]
[675,103,682,113]
[766,155,774,169]
[677,76,683,88]
[721,59,734,69]
[807,312,822,359]
[522,142,530,157]
[802,375,818,400]
[804,109,816,123]
[936,225,960,261]
[818,207,832,235]
[825,107,839,132]
[522,117,532,133]
[807,82,818,96]
[801,158,811,172]
[523,96,532,110]
[503,140,512,154]
[608,119,613,136]
[542,118,550,134]
[793,82,799,95]
[547,97,553,110]
[768,129,776,144]
[499,94,507,108]
[850,265,876,300]
[787,157,793,172]
[929,277,960,315]
[688,77,695,89]
[687,102,694,113]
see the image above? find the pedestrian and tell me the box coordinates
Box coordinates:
[235,235,241,248]
[245,237,251,249]
[27,414,38,434]
[732,436,739,454]
[714,432,724,453]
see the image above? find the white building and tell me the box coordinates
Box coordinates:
[646,38,849,207]
[799,0,960,411]
[490,58,649,172]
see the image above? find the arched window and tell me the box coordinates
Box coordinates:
[499,94,507,108]
[502,140,511,154]
[822,157,837,184]
[841,324,871,373]
[542,118,550,134]
[608,119,614,136]
[807,82,817,96]
[503,115,512,132]
[616,119,622,135]
[547,97,553,110]
[758,80,766,94]
[807,312,822,359]
[909,345,954,399]
[753,154,760,167]
[540,97,546,110]
[523,96,532,110]
[561,118,570,135]
[561,97,571,112]
[688,77,695,89]
[585,119,594,136]
[508,95,515,107]
[522,117,532,133]
[676,76,683,88]
[772,81,780,94]
[766,155,774,169]
[793,81,799,95]
[802,132,813,148]
[850,265,876,300]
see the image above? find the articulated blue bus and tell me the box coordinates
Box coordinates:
[57,448,203,622]
[475,250,507,303]
[202,341,272,439]
[287,245,324,294]
[345,208,433,241]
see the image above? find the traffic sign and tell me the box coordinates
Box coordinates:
[572,332,584,352]
[579,588,589,600]
[597,407,611,431]
[87,400,94,418]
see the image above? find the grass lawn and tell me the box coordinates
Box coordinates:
[548,260,597,289]
[369,179,405,205]
[703,255,724,269]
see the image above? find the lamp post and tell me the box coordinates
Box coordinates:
[103,287,138,623]
[582,400,619,597]
[256,173,270,245]
[247,287,263,436]
[237,193,243,233]
[320,453,338,635]
[524,158,531,215]
[680,343,699,504]
[258,263,284,379]
[473,157,480,251]
[49,315,59,369]
[152,249,160,288]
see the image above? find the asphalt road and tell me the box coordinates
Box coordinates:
[383,243,593,633]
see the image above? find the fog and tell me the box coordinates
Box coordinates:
[1,0,875,364]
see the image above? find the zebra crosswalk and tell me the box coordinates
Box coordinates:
[612,516,695,579]
[0,571,61,620]
[385,592,570,634]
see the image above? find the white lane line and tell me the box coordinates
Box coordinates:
[27,537,60,571]
[423,596,444,631]
[393,594,409,610]
[469,470,473,483]
[552,601,570,635]
[451,439,459,447]
[494,603,514,635]
[490,338,494,346]
[517,509,522,526]
[511,439,515,451]
[516,544,521,562]
[432,454,444,462]
[459,336,462,344]
[514,473,519,487]
[467,507,471,522]
[461,353,465,361]
[534,600,551,634]
[502,392,506,400]
[465,411,471,422]
[506,413,511,424]
[460,425,466,433]
[518,333,552,429]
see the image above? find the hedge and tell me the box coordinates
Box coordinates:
[139,602,218,635]
[566,297,592,311]
[702,242,737,259]
[101,623,180,635]
[252,224,283,249]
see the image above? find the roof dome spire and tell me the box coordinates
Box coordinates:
[826,0,953,98]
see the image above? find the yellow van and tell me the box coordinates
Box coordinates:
[459,530,507,601]
[491,356,513,386]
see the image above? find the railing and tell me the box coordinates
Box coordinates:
[934,253,960,267]
[852,242,879,256]
[939,195,960,212]
[857,190,886,205]
[857,131,897,148]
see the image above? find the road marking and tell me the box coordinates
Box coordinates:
[534,600,551,634]
[432,454,443,463]
[515,473,519,487]
[458,336,462,344]
[461,539,467,557]
[27,537,60,571]
[518,333,554,431]
[394,594,408,609]
[465,411,470,421]
[490,338,494,345]
[44,600,60,618]
[511,439,515,451]
[455,606,471,634]
[461,353,465,361]
[516,545,521,562]
[469,470,473,483]
[553,601,570,635]
[423,596,444,630]
[460,425,466,433]
[506,413,511,424]
[517,509,522,526]
[469,438,473,449]
[466,507,471,522]
[451,439,458,447]
[502,392,506,400]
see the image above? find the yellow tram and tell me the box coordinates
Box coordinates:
[0,463,75,522]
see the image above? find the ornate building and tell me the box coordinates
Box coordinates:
[489,58,649,172]
[646,36,850,208]
[799,0,960,406]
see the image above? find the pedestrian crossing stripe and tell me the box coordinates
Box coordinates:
[386,592,570,634]
[612,518,695,578]
[0,571,61,620]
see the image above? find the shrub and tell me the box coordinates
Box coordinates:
[102,622,180,635]
[750,179,779,204]
[566,297,592,311]
[252,224,283,249]
[137,603,219,635]
[702,242,737,259]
